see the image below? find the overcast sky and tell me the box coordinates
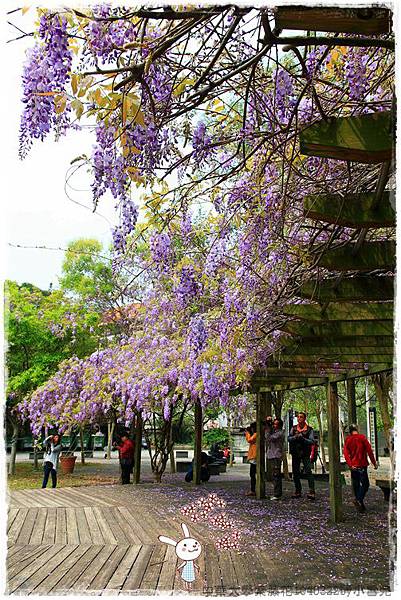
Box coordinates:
[3,6,118,291]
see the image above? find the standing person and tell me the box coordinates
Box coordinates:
[245,422,257,497]
[114,432,135,484]
[343,424,378,512]
[265,416,284,500]
[42,433,62,489]
[288,412,316,500]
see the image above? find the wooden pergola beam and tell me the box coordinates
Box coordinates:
[278,353,393,364]
[281,319,393,338]
[284,345,393,356]
[284,301,393,322]
[300,111,393,164]
[298,276,394,302]
[290,336,393,348]
[314,241,395,272]
[304,191,394,228]
[274,6,392,35]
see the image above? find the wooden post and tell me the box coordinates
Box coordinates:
[327,382,343,523]
[347,379,357,426]
[193,400,203,485]
[256,391,267,499]
[264,392,273,482]
[134,413,142,484]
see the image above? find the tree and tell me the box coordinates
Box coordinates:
[5,280,98,473]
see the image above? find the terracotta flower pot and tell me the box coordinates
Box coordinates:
[60,455,76,474]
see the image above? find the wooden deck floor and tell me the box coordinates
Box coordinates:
[6,485,263,595]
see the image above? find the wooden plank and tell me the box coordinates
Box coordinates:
[103,545,142,594]
[92,506,118,544]
[281,320,393,338]
[300,111,393,164]
[31,545,90,595]
[54,507,67,544]
[139,544,166,592]
[83,506,105,544]
[230,549,255,594]
[15,508,38,546]
[75,506,92,544]
[73,545,116,592]
[7,508,28,544]
[291,336,393,348]
[61,486,116,507]
[112,506,142,545]
[157,544,177,592]
[279,353,393,364]
[122,544,153,591]
[204,543,224,594]
[42,506,56,544]
[216,550,239,593]
[347,379,357,424]
[298,276,393,302]
[42,545,101,594]
[7,545,49,573]
[304,191,395,228]
[65,507,80,544]
[118,506,149,544]
[6,544,67,594]
[10,491,35,508]
[29,507,47,545]
[274,6,392,34]
[284,301,393,322]
[284,345,393,355]
[87,546,129,592]
[315,241,395,272]
[102,506,131,545]
[7,508,19,531]
[327,382,343,522]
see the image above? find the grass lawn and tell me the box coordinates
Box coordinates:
[7,462,117,490]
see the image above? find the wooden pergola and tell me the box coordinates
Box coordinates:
[247,6,394,523]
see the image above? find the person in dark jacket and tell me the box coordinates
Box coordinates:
[42,433,62,489]
[265,416,284,500]
[288,412,315,500]
[114,432,135,484]
[343,424,378,512]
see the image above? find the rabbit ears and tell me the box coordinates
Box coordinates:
[158,535,177,547]
[158,523,190,547]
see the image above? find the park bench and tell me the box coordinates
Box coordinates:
[375,478,395,502]
[175,450,189,459]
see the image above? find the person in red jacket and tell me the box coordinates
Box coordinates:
[114,432,135,484]
[343,424,378,512]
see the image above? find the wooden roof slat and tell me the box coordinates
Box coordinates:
[314,240,395,271]
[299,111,393,163]
[288,336,393,348]
[303,191,395,228]
[277,353,393,364]
[284,301,393,321]
[281,320,393,338]
[298,276,394,302]
[274,7,392,35]
[283,345,393,356]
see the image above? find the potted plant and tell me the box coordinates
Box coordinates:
[59,450,76,474]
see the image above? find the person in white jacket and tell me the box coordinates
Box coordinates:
[42,434,62,488]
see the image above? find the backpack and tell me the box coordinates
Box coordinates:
[310,438,319,463]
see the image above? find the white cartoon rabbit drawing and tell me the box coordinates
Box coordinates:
[158,523,202,590]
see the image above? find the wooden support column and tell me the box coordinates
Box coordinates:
[256,391,269,499]
[347,379,357,426]
[193,400,203,485]
[134,413,142,484]
[327,382,343,523]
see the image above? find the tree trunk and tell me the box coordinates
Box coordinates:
[106,421,114,459]
[373,373,393,466]
[134,413,142,484]
[80,427,85,464]
[169,426,176,474]
[33,437,39,470]
[8,419,19,476]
